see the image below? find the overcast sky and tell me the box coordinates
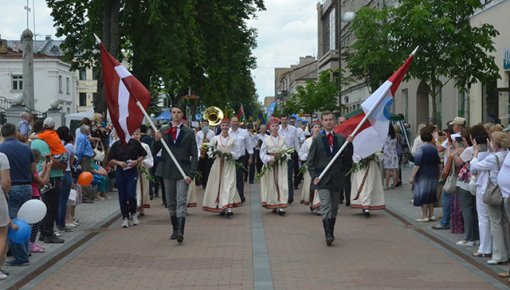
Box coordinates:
[0,0,318,104]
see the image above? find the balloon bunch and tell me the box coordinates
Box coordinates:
[8,200,47,243]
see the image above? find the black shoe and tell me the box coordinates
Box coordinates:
[38,234,45,242]
[345,201,350,207]
[294,186,299,190]
[44,234,64,244]
[82,199,94,204]
[176,217,185,243]
[170,216,177,240]
[329,218,336,240]
[277,208,286,216]
[226,209,233,217]
[241,196,246,203]
[288,198,294,204]
[362,209,370,218]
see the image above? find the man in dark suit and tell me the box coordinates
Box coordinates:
[154,106,198,244]
[307,111,353,246]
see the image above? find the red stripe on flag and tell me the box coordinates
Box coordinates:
[334,112,371,138]
[388,53,414,96]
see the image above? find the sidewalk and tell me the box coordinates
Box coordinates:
[385,165,510,279]
[0,191,120,290]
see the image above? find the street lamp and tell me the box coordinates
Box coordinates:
[338,10,355,112]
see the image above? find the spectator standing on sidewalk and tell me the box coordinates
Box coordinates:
[410,129,440,222]
[56,126,74,232]
[383,124,400,190]
[0,152,16,278]
[0,123,36,265]
[472,131,510,264]
[497,133,510,279]
[75,125,96,203]
[432,117,465,231]
[17,112,32,139]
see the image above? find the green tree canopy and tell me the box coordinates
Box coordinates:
[347,0,500,124]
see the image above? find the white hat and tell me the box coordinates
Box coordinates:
[43,117,55,129]
[449,117,466,126]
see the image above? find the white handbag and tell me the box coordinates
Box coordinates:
[93,141,105,162]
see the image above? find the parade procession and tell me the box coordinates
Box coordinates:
[2,0,510,289]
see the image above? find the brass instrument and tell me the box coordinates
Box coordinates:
[203,106,224,126]
[251,128,257,135]
[200,106,224,158]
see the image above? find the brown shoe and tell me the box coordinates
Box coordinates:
[497,272,510,278]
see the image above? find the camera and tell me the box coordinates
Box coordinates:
[45,155,51,163]
[474,136,488,144]
[454,136,463,143]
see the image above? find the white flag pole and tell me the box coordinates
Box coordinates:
[136,101,188,179]
[318,47,418,180]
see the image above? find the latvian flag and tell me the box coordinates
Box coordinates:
[98,41,151,144]
[335,48,417,160]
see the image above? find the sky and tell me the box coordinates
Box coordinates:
[0,0,318,104]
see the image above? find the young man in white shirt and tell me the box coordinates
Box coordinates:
[279,116,300,203]
[229,117,253,202]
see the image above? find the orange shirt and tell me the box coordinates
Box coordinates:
[38,130,66,155]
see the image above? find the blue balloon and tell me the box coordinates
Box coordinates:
[8,219,31,243]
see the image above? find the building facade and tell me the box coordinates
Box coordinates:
[0,35,76,114]
[274,56,318,107]
[76,67,98,112]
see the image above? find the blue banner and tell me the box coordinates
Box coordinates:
[266,101,276,121]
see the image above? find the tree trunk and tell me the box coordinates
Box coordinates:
[96,0,121,116]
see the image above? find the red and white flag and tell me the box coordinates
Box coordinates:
[335,48,416,159]
[237,103,245,122]
[98,42,151,144]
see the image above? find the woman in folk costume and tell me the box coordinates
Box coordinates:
[350,153,385,218]
[299,122,322,214]
[202,118,242,217]
[132,128,154,216]
[259,118,292,216]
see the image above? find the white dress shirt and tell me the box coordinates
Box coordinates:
[256,133,268,150]
[196,129,216,158]
[296,127,306,146]
[229,128,253,158]
[471,150,507,195]
[279,125,300,151]
[498,152,510,198]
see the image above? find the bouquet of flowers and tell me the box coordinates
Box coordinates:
[347,154,379,175]
[257,147,295,179]
[207,142,246,170]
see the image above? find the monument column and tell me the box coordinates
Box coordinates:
[22,29,34,110]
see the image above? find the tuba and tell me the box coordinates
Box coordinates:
[203,106,224,126]
[200,106,224,158]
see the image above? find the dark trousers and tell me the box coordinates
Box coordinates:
[57,171,72,228]
[340,173,351,203]
[41,177,62,237]
[249,149,257,184]
[235,156,247,199]
[458,188,479,241]
[115,168,138,219]
[292,152,302,188]
[198,157,213,187]
[255,148,263,173]
[287,159,294,202]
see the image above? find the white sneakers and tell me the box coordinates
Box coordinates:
[122,218,129,228]
[122,213,140,228]
[132,213,139,226]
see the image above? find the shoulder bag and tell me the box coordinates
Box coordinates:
[442,156,457,194]
[93,141,105,162]
[483,154,503,206]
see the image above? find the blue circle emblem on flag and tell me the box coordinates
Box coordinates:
[383,98,393,120]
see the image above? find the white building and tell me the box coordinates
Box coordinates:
[0,35,76,114]
[76,67,98,112]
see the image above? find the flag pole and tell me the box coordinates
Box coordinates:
[135,101,188,179]
[318,47,418,180]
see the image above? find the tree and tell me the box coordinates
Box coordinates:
[347,0,500,124]
[281,70,341,115]
[46,0,265,116]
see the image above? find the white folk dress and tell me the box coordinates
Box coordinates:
[137,142,154,209]
[259,135,288,209]
[202,135,242,212]
[298,137,320,209]
[187,179,197,208]
[350,160,385,210]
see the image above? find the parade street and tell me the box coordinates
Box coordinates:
[0,168,506,290]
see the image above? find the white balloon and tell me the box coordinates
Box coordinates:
[18,200,47,224]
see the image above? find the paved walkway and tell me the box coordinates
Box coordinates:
[1,172,506,289]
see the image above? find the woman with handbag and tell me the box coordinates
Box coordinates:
[471,131,510,265]
[452,128,479,248]
[497,135,510,280]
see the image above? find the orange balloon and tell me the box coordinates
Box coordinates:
[77,172,93,186]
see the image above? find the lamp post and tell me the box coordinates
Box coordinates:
[338,6,355,113]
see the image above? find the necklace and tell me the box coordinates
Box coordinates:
[220,135,229,147]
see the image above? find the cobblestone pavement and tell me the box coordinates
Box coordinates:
[3,173,509,289]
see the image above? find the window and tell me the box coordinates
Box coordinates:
[58,75,63,93]
[329,9,336,51]
[79,93,87,106]
[12,75,23,91]
[79,69,87,80]
[66,77,70,95]
[92,67,98,80]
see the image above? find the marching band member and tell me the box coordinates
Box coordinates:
[202,118,242,216]
[196,120,215,189]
